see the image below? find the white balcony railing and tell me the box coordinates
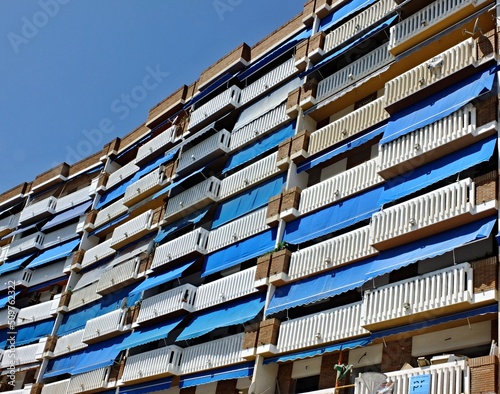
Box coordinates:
[219,152,281,199]
[1,342,44,367]
[93,198,128,229]
[19,196,57,224]
[41,379,71,394]
[360,263,473,329]
[123,167,169,207]
[177,130,231,174]
[0,269,32,291]
[96,257,139,295]
[53,330,87,358]
[42,223,78,249]
[287,226,377,281]
[0,212,20,237]
[164,177,220,221]
[308,97,389,156]
[81,239,115,269]
[317,43,393,102]
[240,58,297,105]
[136,283,197,324]
[0,245,9,262]
[207,208,269,252]
[385,38,476,108]
[55,186,91,213]
[0,306,17,328]
[67,282,101,311]
[388,0,490,54]
[370,178,475,248]
[7,232,45,257]
[121,345,182,382]
[105,161,139,191]
[355,360,469,394]
[299,159,383,215]
[180,333,245,375]
[67,368,108,394]
[110,209,155,250]
[188,86,241,131]
[323,0,396,53]
[16,298,58,326]
[229,102,289,152]
[276,302,368,354]
[135,125,177,165]
[194,267,258,311]
[82,309,125,343]
[151,228,209,269]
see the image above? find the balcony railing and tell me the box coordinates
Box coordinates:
[287,226,377,281]
[219,152,281,199]
[55,186,91,213]
[0,269,32,291]
[41,379,70,394]
[123,167,170,207]
[42,223,78,249]
[194,267,258,311]
[240,58,297,105]
[308,97,388,156]
[82,309,126,343]
[323,0,396,54]
[135,125,177,165]
[151,228,209,269]
[317,43,393,102]
[81,239,115,269]
[110,210,155,250]
[299,159,383,215]
[105,162,139,191]
[207,208,269,252]
[93,198,128,229]
[67,282,101,311]
[1,342,44,367]
[164,177,221,221]
[180,333,245,375]
[355,360,469,394]
[96,257,139,295]
[67,368,108,394]
[16,298,58,326]
[229,102,289,152]
[361,263,472,330]
[121,345,182,383]
[388,0,490,54]
[7,232,45,258]
[385,38,476,108]
[0,245,8,262]
[276,302,368,354]
[188,86,241,131]
[0,212,20,237]
[136,283,197,325]
[19,196,57,224]
[370,178,475,249]
[177,130,231,174]
[0,306,17,328]
[53,330,87,358]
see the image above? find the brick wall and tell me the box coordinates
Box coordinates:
[216,378,238,394]
[474,170,497,204]
[258,318,281,346]
[470,355,498,394]
[276,362,294,394]
[380,338,413,373]
[68,150,102,177]
[147,85,188,127]
[281,187,301,212]
[471,256,497,293]
[255,254,272,281]
[0,182,31,205]
[118,124,150,154]
[31,163,70,190]
[476,95,497,127]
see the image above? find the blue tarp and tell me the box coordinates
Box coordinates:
[223,122,296,174]
[26,238,80,269]
[179,362,254,389]
[202,228,278,277]
[118,378,172,394]
[41,201,91,231]
[0,254,34,276]
[381,66,496,145]
[176,294,265,341]
[212,174,286,229]
[284,185,384,244]
[319,0,377,31]
[379,135,497,206]
[15,319,55,346]
[154,207,210,243]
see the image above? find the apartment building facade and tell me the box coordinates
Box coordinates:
[1,0,499,393]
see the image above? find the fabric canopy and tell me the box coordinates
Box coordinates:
[179,362,254,389]
[185,72,236,109]
[41,201,91,231]
[26,238,80,270]
[319,0,377,31]
[154,207,210,243]
[202,228,277,277]
[15,319,55,347]
[118,378,172,394]
[381,65,496,145]
[176,293,265,341]
[158,165,207,195]
[0,291,19,308]
[0,254,34,276]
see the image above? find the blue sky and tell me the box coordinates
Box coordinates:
[0,0,304,193]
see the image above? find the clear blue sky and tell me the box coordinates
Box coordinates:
[0,0,304,193]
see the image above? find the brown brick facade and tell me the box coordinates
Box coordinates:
[31,163,70,190]
[470,355,498,394]
[147,85,188,127]
[276,362,294,394]
[281,187,301,212]
[380,338,413,373]
[471,256,498,293]
[258,318,281,346]
[474,170,497,204]
[270,249,292,276]
[0,182,31,205]
[256,254,272,281]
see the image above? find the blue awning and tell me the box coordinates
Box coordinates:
[118,378,172,394]
[41,201,91,231]
[176,293,265,341]
[184,72,236,110]
[319,0,377,31]
[15,319,55,346]
[95,181,132,209]
[379,135,497,206]
[26,238,80,270]
[0,291,19,308]
[284,185,384,245]
[116,317,184,351]
[0,254,34,276]
[179,362,254,389]
[264,337,371,364]
[223,122,296,174]
[202,228,278,277]
[154,207,210,243]
[159,165,207,194]
[88,213,129,237]
[212,174,286,229]
[7,220,45,238]
[297,123,385,173]
[381,66,496,145]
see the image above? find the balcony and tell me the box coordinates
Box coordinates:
[55,186,91,213]
[42,223,78,249]
[123,167,171,207]
[41,379,70,394]
[195,267,258,311]
[308,97,389,156]
[316,43,393,103]
[151,228,209,270]
[177,130,231,175]
[0,269,33,291]
[18,196,57,225]
[104,162,139,192]
[360,263,474,330]
[369,178,494,250]
[0,342,44,367]
[0,306,18,328]
[188,86,241,132]
[164,177,221,222]
[16,298,59,326]
[388,0,491,55]
[67,282,101,311]
[0,212,20,238]
[7,232,44,258]
[96,257,140,295]
[110,210,156,250]
[67,368,109,394]
[180,333,245,375]
[121,345,182,383]
[299,159,384,215]
[92,198,128,230]
[240,58,297,105]
[135,125,177,165]
[219,152,281,200]
[80,239,115,269]
[135,283,197,325]
[274,303,368,355]
[82,309,127,343]
[53,330,87,358]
